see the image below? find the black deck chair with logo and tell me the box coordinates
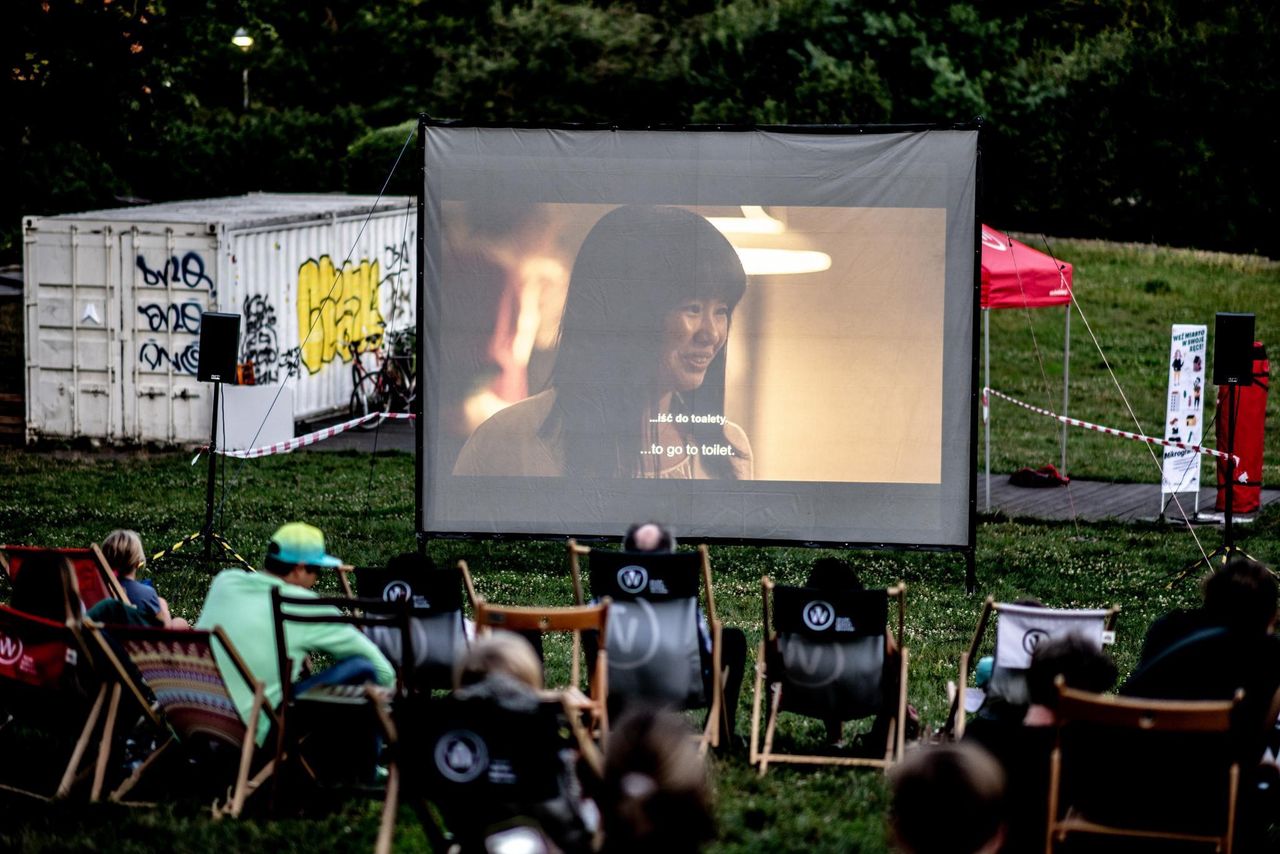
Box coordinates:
[749,576,908,774]
[337,555,477,692]
[568,541,727,751]
[409,683,601,853]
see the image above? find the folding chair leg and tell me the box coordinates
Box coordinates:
[91,683,124,802]
[375,761,399,854]
[748,643,765,765]
[110,736,174,802]
[57,683,108,798]
[759,684,783,777]
[895,648,909,762]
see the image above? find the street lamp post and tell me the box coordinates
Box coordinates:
[232,27,254,110]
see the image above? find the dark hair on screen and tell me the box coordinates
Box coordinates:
[1203,555,1278,635]
[543,205,747,478]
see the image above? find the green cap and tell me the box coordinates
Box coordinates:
[267,522,341,568]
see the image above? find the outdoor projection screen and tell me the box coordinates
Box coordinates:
[419,124,979,547]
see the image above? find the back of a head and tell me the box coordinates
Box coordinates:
[100,529,145,575]
[386,551,438,575]
[454,631,544,691]
[805,557,864,591]
[10,551,80,624]
[1026,635,1118,709]
[890,744,1005,854]
[600,707,713,853]
[623,522,677,554]
[1203,556,1278,635]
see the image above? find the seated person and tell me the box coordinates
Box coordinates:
[92,529,189,629]
[965,635,1117,853]
[1125,555,1280,763]
[804,556,904,748]
[970,597,1046,725]
[616,522,748,742]
[596,707,714,854]
[8,550,82,626]
[454,632,544,693]
[889,743,1005,854]
[194,522,395,745]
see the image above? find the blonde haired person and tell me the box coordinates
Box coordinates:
[453,631,544,691]
[99,529,189,629]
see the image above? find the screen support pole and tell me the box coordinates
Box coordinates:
[202,380,221,561]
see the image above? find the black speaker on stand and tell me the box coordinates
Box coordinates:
[198,313,241,561]
[1173,312,1255,585]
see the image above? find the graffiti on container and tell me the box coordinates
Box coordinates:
[280,347,302,379]
[239,294,281,383]
[381,237,414,326]
[139,339,200,375]
[137,300,204,333]
[136,252,214,290]
[296,255,385,374]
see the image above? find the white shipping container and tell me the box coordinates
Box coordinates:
[22,193,416,444]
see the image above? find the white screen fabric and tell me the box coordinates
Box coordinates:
[421,125,978,546]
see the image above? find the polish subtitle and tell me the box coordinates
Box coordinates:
[648,412,727,426]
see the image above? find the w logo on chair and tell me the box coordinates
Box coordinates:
[617,565,648,594]
[0,632,22,665]
[434,730,488,783]
[802,601,835,632]
[382,580,413,603]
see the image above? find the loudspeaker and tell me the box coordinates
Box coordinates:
[1213,312,1255,386]
[198,312,241,383]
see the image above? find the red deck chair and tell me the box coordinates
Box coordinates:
[1,544,131,610]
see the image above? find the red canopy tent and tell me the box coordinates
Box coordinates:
[980,225,1074,508]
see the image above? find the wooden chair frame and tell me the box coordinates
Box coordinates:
[1046,681,1241,853]
[749,576,909,774]
[473,597,611,740]
[568,540,727,750]
[102,625,280,818]
[0,544,132,609]
[0,606,121,802]
[270,589,414,854]
[944,596,1120,739]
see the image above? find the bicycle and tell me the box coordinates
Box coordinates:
[349,332,416,430]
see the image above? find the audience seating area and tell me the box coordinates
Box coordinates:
[2,540,1278,854]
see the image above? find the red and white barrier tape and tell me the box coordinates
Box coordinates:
[199,411,415,460]
[984,388,1238,464]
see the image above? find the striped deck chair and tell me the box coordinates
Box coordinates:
[105,626,278,818]
[0,544,131,610]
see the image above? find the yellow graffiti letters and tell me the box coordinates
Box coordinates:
[297,255,385,374]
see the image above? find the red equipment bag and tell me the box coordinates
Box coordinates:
[1216,342,1269,513]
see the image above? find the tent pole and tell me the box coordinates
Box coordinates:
[985,308,991,512]
[1061,303,1071,475]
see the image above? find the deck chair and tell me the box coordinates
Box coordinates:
[1046,681,1241,853]
[103,625,280,817]
[749,577,908,774]
[568,540,726,749]
[0,602,121,801]
[336,558,477,691]
[271,588,414,854]
[0,544,131,610]
[945,597,1120,738]
[473,598,611,739]
[410,686,601,853]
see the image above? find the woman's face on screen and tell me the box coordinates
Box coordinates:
[657,297,731,393]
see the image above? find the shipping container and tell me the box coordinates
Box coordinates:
[22,193,416,445]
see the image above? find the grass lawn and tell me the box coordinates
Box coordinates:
[2,237,1277,851]
[2,446,1273,852]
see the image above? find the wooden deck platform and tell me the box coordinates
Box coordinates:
[981,474,1280,524]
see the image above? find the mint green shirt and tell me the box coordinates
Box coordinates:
[195,569,395,744]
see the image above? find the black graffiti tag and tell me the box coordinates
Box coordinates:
[239,294,281,383]
[139,340,200,375]
[136,252,214,289]
[137,301,204,333]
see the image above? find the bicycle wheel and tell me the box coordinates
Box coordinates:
[350,372,386,430]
